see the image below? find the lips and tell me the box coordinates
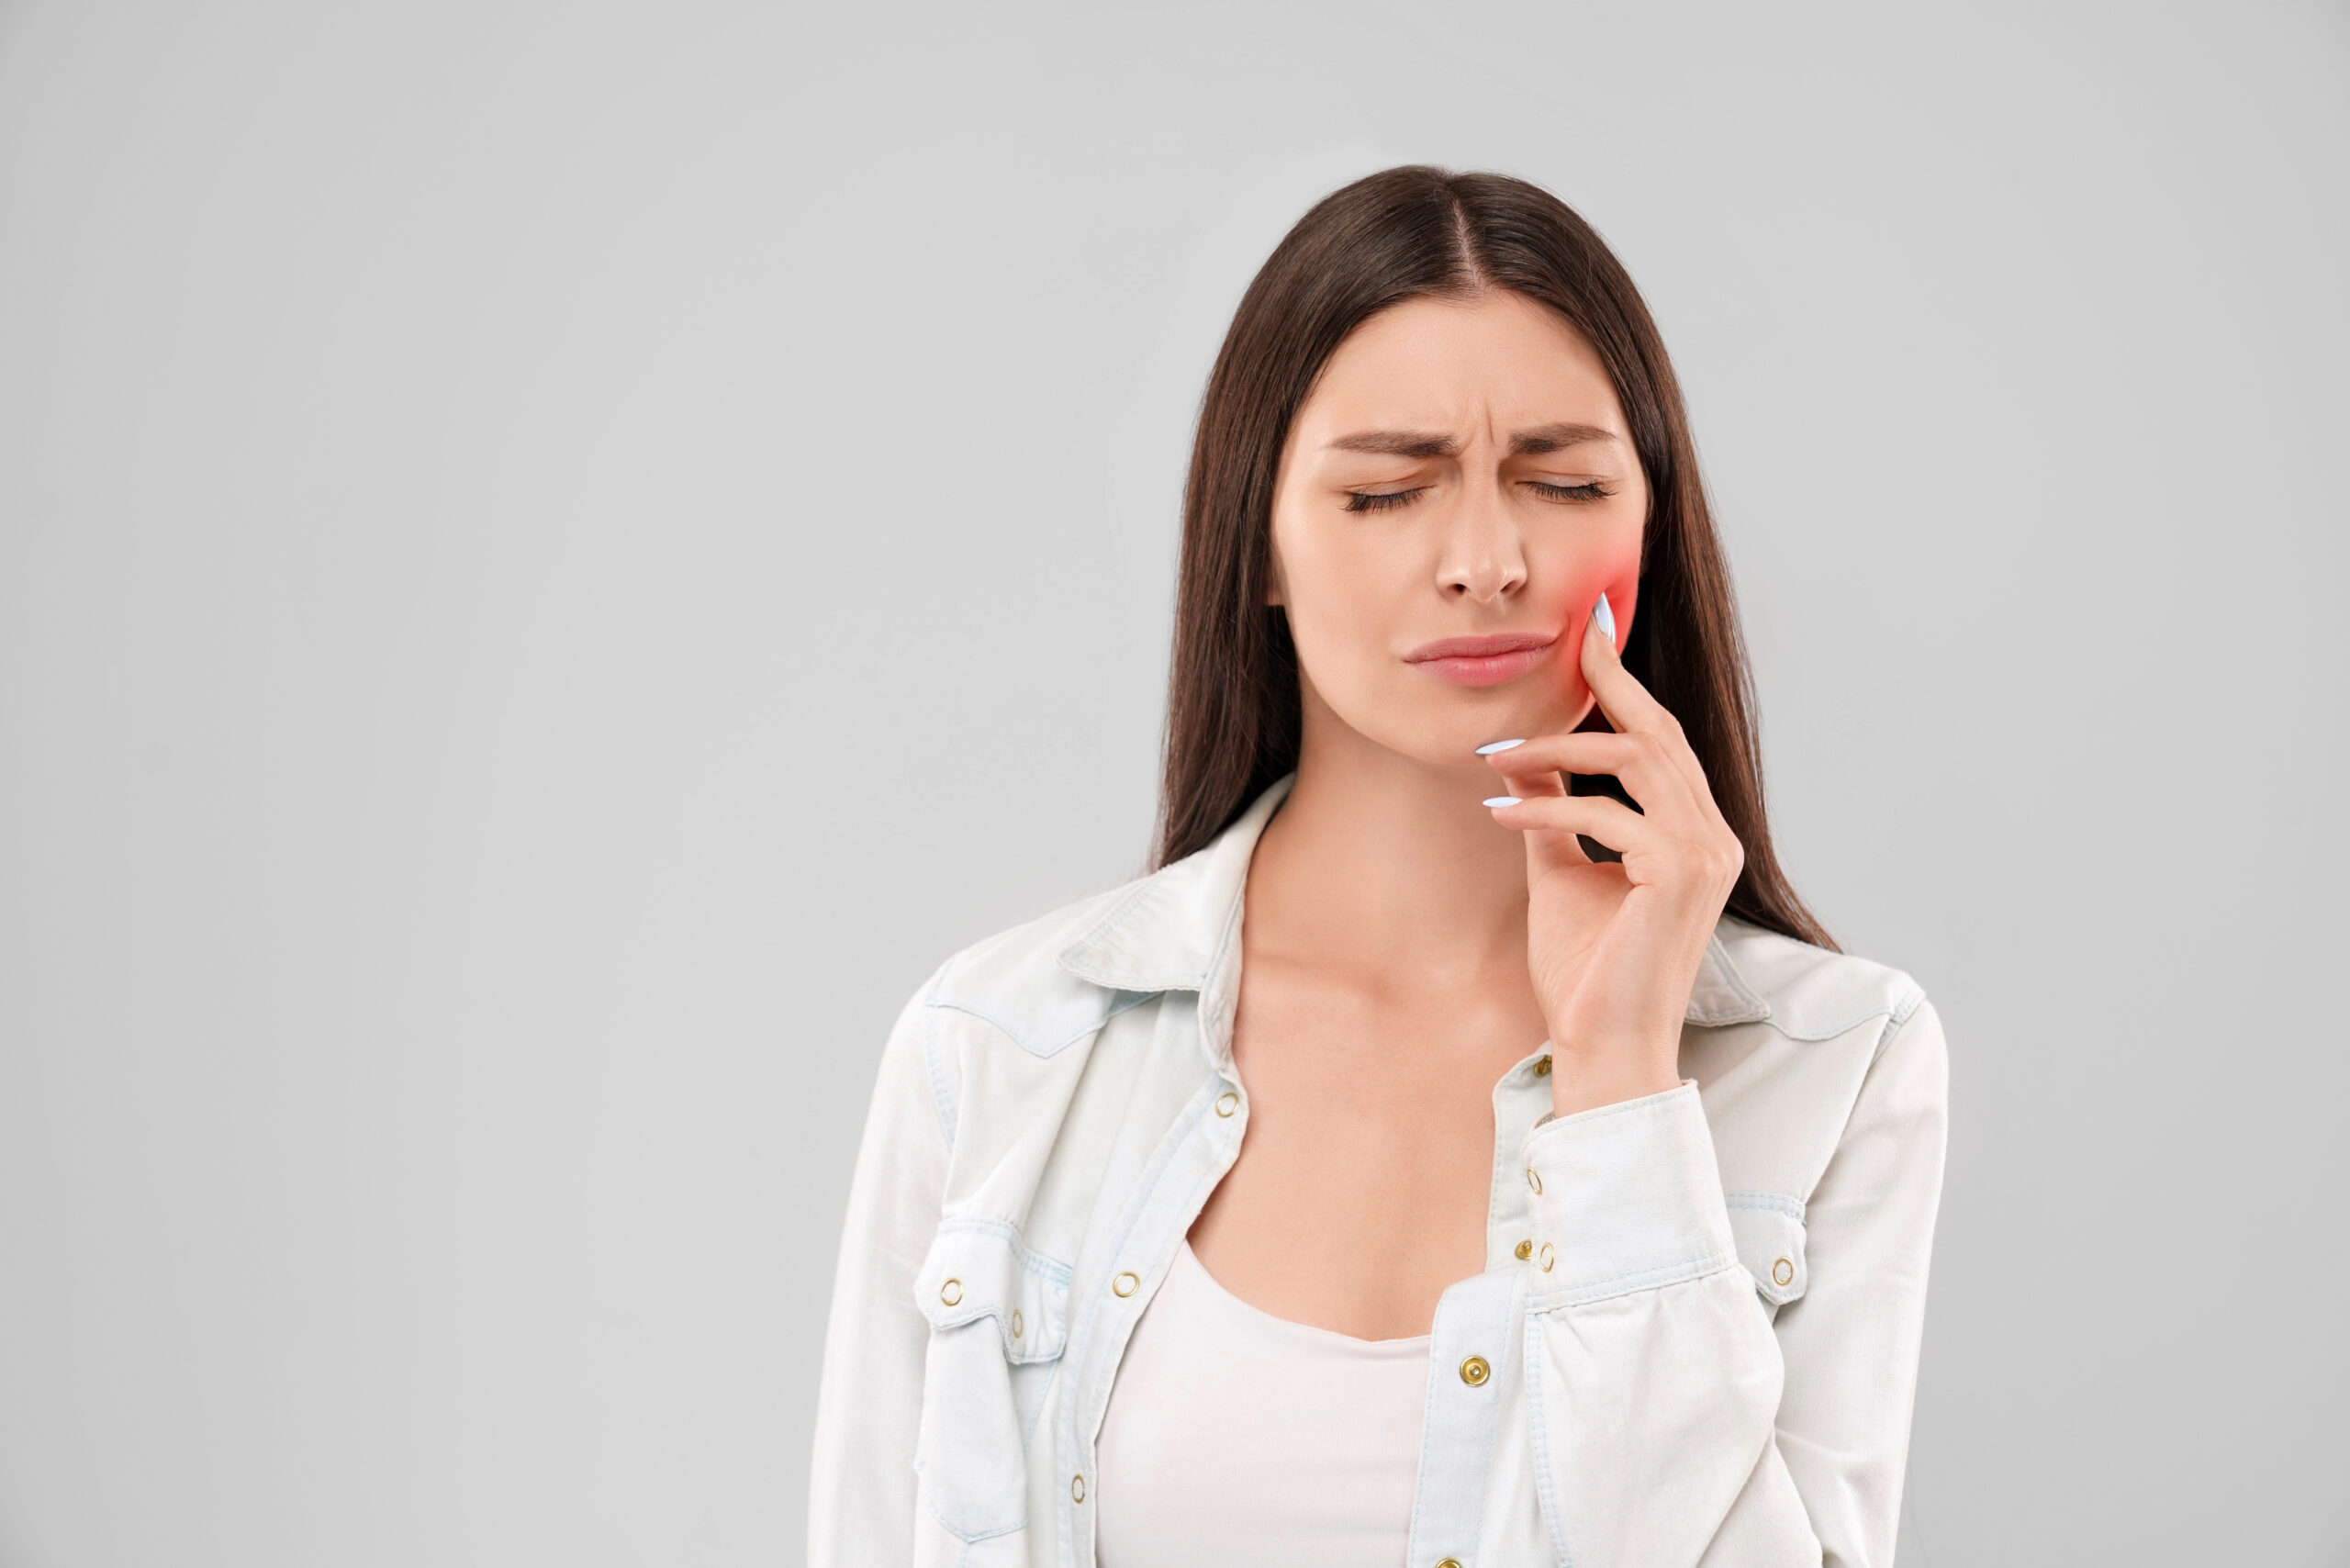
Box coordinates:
[1404,631,1561,688]
[1404,631,1559,662]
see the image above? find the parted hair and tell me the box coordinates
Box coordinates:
[1147,163,1838,952]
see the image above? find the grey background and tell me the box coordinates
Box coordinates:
[3,2,2345,1563]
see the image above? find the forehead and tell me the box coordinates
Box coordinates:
[1295,290,1623,435]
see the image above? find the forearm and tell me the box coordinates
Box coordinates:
[1521,994,1947,1568]
[1522,1081,1820,1566]
[807,969,954,1567]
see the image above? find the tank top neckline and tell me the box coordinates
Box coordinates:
[1173,1238,1434,1352]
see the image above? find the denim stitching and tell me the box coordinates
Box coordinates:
[1528,1249,1741,1311]
[931,990,1142,1059]
[1086,988,1157,1043]
[1056,1067,1222,1564]
[1523,1304,1573,1565]
[925,1493,1025,1546]
[931,1217,1074,1286]
[1404,1309,1449,1552]
[1063,877,1159,959]
[1527,1081,1687,1133]
[1017,1361,1054,1450]
[1759,1006,1889,1043]
[1756,973,1925,1045]
[922,984,959,1148]
[923,1308,1069,1363]
[1868,983,1928,1068]
[1516,1086,1687,1169]
[1054,880,1177,979]
[1686,930,1774,1025]
[1531,1245,1734,1298]
[1723,1191,1806,1220]
[1182,873,1249,1069]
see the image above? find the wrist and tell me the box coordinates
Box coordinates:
[1547,1058,1683,1119]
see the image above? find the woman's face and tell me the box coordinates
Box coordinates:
[1268,288,1648,764]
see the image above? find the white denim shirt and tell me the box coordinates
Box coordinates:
[809,770,1948,1568]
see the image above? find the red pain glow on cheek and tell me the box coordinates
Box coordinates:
[1558,557,1639,717]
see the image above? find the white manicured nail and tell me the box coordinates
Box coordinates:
[1592,591,1616,647]
[1483,795,1522,808]
[1475,738,1526,755]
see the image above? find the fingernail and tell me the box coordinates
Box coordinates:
[1592,591,1616,648]
[1483,795,1522,808]
[1475,738,1526,755]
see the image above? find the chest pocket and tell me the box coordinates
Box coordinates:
[1724,1193,1809,1313]
[911,1221,1071,1548]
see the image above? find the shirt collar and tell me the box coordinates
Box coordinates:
[1054,769,1773,1027]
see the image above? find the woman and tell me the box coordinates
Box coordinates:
[809,164,1948,1568]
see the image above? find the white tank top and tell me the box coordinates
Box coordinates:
[1093,1238,1431,1566]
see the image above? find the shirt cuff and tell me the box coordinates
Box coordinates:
[1517,1079,1738,1307]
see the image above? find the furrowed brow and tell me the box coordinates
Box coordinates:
[1510,422,1619,455]
[1325,424,1620,458]
[1326,431,1459,458]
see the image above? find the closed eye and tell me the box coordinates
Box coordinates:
[1527,480,1616,502]
[1341,479,1617,512]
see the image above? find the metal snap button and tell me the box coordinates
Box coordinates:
[1773,1257,1795,1288]
[1534,1055,1552,1077]
[1460,1355,1491,1386]
[1010,1308,1024,1338]
[939,1278,962,1306]
[1514,1239,1533,1260]
[1539,1243,1555,1272]
[1113,1271,1140,1297]
[1214,1091,1239,1117]
[1527,1167,1542,1194]
[1438,1559,1464,1568]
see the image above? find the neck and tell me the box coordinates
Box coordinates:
[1246,690,1548,993]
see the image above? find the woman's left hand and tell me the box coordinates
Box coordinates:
[1480,595,1747,1118]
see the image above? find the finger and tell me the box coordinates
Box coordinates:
[1475,747,1570,799]
[1481,731,1700,823]
[1577,599,1725,829]
[1483,789,1668,867]
[1481,782,1594,865]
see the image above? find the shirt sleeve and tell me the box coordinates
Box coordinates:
[806,963,955,1568]
[1519,997,1950,1568]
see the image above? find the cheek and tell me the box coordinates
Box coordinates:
[1551,547,1642,713]
[1289,529,1412,649]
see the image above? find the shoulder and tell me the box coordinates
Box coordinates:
[1696,916,1949,1215]
[887,876,1173,1165]
[918,877,1158,1060]
[1712,913,1932,1059]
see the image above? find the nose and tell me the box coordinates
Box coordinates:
[1438,472,1527,604]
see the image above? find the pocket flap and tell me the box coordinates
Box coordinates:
[913,1221,1071,1362]
[1724,1194,1808,1307]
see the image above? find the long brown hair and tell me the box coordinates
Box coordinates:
[1147,164,1837,952]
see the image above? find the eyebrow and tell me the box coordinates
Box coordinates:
[1325,422,1621,458]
